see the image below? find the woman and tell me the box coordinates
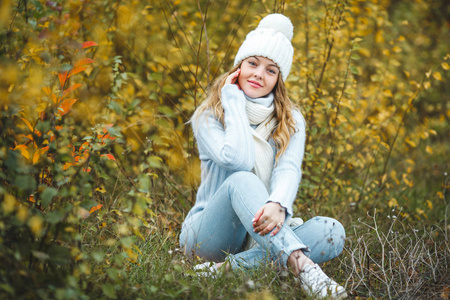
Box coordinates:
[180,14,347,299]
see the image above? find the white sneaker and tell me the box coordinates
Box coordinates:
[193,262,218,278]
[299,264,347,299]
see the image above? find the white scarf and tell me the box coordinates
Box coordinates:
[245,94,277,192]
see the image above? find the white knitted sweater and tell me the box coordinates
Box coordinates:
[184,84,306,225]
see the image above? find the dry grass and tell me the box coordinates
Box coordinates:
[328,209,449,299]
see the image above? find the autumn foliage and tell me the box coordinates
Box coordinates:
[0,0,448,298]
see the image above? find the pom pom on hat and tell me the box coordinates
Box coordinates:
[234,14,294,81]
[257,13,293,41]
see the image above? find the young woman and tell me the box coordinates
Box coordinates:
[180,14,347,299]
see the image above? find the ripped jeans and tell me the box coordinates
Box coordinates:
[180,171,345,269]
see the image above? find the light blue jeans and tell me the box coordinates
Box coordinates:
[180,171,345,269]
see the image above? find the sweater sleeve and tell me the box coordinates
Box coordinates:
[267,110,306,218]
[192,84,255,171]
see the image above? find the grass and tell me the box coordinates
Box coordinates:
[81,207,449,299]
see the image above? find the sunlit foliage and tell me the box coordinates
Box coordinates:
[0,0,448,298]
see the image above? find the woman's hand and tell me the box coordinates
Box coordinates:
[252,202,286,237]
[225,69,240,86]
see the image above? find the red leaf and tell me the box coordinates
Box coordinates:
[58,71,68,88]
[68,66,87,78]
[73,58,95,68]
[62,83,82,98]
[101,154,116,161]
[57,98,77,116]
[81,41,98,49]
[79,141,90,153]
[89,204,103,214]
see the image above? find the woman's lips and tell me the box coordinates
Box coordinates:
[248,80,262,88]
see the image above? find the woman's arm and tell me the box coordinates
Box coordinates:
[192,84,255,171]
[252,110,306,236]
[267,110,306,218]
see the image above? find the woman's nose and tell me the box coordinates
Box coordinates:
[253,67,264,79]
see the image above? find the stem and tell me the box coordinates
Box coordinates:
[304,0,310,98]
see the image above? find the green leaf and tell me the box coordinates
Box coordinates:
[48,245,71,265]
[148,72,163,81]
[350,66,360,75]
[14,175,36,192]
[138,174,151,193]
[162,85,177,96]
[46,210,65,224]
[107,268,120,281]
[101,284,117,299]
[120,236,136,248]
[40,186,58,208]
[147,156,162,169]
[158,105,175,117]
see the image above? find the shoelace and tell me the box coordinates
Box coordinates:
[303,266,330,290]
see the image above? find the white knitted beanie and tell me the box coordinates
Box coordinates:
[234,14,294,81]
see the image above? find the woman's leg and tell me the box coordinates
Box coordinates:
[180,171,307,264]
[227,216,345,270]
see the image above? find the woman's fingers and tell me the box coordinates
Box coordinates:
[253,218,284,236]
[270,221,284,236]
[225,69,240,85]
[252,207,264,227]
[253,219,276,235]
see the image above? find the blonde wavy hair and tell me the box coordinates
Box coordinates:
[193,64,298,162]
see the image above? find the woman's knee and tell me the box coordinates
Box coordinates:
[225,171,260,185]
[315,216,345,253]
[224,171,267,195]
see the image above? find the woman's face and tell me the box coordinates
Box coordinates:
[237,56,279,98]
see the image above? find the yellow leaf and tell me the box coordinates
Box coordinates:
[358,48,371,58]
[95,187,106,194]
[392,46,402,53]
[375,30,384,43]
[403,174,414,187]
[32,146,49,164]
[405,137,416,147]
[425,146,433,154]
[403,70,410,78]
[442,62,450,70]
[2,193,17,214]
[423,81,431,89]
[398,35,406,42]
[405,159,415,165]
[388,198,398,207]
[29,215,44,237]
[20,117,33,132]
[425,69,432,78]
[432,72,442,81]
[16,206,28,223]
[437,191,444,199]
[426,200,433,210]
[14,144,30,160]
[381,174,388,184]
[383,90,393,97]
[416,208,427,219]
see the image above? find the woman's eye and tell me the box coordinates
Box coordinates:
[268,69,277,75]
[248,61,257,66]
